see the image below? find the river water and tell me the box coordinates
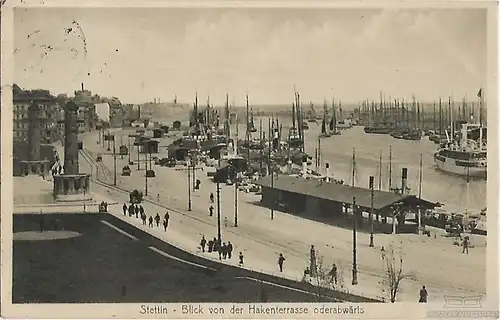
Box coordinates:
[246,116,487,213]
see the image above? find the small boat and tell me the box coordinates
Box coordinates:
[364,126,392,134]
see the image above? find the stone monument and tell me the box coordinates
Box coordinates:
[53,101,92,202]
[20,103,51,176]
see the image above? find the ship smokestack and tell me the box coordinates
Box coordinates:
[81,83,84,91]
[401,168,408,194]
[325,162,330,182]
[369,175,374,190]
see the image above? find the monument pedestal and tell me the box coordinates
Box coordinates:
[20,160,50,177]
[53,173,93,202]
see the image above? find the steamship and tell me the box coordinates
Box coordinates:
[433,123,487,178]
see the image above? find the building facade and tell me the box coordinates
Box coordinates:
[13,84,63,144]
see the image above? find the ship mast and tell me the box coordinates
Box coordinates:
[388,145,393,190]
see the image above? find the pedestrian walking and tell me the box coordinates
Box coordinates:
[157,193,160,202]
[155,213,161,227]
[224,217,228,227]
[164,211,170,222]
[207,239,214,253]
[139,205,144,216]
[462,236,469,254]
[209,205,214,217]
[210,193,214,203]
[329,264,338,284]
[222,243,228,259]
[163,219,168,231]
[213,237,219,252]
[238,252,244,266]
[148,216,153,227]
[122,203,127,216]
[141,213,147,225]
[278,253,285,272]
[128,204,134,217]
[217,243,223,260]
[200,236,207,252]
[227,241,233,259]
[419,285,428,303]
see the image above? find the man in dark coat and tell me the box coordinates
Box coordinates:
[209,205,214,217]
[278,253,285,272]
[148,216,153,227]
[164,212,170,222]
[207,239,214,253]
[129,204,135,217]
[122,203,127,216]
[155,213,161,227]
[227,241,233,259]
[419,286,428,303]
[222,243,228,259]
[213,237,219,252]
[141,213,147,225]
[163,219,168,231]
[200,236,207,252]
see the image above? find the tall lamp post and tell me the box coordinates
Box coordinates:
[352,196,358,285]
[187,161,192,211]
[234,179,238,227]
[113,138,117,186]
[144,152,148,196]
[216,182,222,259]
[369,175,374,247]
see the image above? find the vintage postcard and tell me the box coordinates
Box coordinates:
[1,0,498,319]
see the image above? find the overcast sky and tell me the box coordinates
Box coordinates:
[14,7,486,105]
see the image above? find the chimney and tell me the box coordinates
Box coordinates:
[369,175,374,190]
[401,168,408,194]
[325,162,330,182]
[81,83,84,91]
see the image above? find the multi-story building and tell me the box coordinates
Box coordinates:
[13,84,63,144]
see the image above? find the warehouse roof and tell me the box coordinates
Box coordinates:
[254,175,436,211]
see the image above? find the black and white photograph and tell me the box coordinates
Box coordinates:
[1,2,498,319]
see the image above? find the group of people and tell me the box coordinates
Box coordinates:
[122,203,170,232]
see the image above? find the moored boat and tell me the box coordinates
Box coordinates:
[434,123,487,178]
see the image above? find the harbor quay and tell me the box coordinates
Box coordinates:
[71,128,486,303]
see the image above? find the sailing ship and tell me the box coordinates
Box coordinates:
[433,122,487,178]
[329,98,341,135]
[319,101,331,138]
[307,102,318,123]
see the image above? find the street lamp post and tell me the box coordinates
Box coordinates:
[234,181,238,227]
[352,196,358,285]
[137,144,140,170]
[216,182,222,259]
[113,139,117,186]
[187,161,192,211]
[369,176,374,247]
[145,152,148,196]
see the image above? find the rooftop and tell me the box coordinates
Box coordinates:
[254,174,436,211]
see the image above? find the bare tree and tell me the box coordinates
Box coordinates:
[307,251,348,300]
[379,244,411,303]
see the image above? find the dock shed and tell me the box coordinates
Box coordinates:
[254,175,437,234]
